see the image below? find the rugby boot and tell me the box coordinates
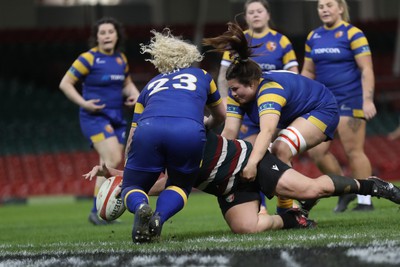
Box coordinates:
[352,203,374,211]
[333,193,356,213]
[368,176,400,204]
[149,212,163,242]
[286,208,317,229]
[132,203,153,244]
[299,199,320,217]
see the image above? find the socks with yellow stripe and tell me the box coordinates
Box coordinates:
[155,186,188,224]
[276,197,293,215]
[122,187,149,214]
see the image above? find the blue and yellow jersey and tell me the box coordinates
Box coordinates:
[227,71,337,130]
[66,47,130,109]
[304,21,371,100]
[132,67,222,127]
[221,29,298,71]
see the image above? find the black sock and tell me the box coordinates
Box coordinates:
[357,179,375,195]
[328,174,358,195]
[280,213,297,229]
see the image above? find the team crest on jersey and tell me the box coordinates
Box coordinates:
[105,124,114,133]
[240,124,249,134]
[266,41,277,52]
[116,57,123,65]
[225,193,235,203]
[335,31,343,38]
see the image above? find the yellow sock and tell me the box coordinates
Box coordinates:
[276,197,293,215]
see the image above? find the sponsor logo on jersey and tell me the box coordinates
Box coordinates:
[314,48,341,54]
[96,57,106,64]
[259,102,275,111]
[271,164,279,171]
[101,74,125,81]
[340,104,351,111]
[225,193,235,203]
[266,41,277,52]
[361,46,371,53]
[259,63,277,71]
[116,57,123,65]
[313,33,321,39]
[335,31,344,38]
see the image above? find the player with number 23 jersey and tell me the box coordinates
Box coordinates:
[126,67,222,174]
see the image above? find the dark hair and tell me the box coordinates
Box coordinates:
[244,0,270,14]
[244,0,275,29]
[88,17,125,51]
[203,22,262,86]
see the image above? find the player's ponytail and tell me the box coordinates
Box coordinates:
[203,22,262,86]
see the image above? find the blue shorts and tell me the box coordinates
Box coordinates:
[335,94,365,118]
[79,108,127,145]
[125,117,206,174]
[300,101,340,140]
[239,114,260,139]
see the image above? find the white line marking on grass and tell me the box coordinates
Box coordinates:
[130,255,161,266]
[280,251,302,267]
[347,246,400,265]
[166,255,230,267]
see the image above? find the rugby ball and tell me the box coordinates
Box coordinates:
[96,176,126,221]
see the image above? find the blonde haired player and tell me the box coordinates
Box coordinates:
[121,29,226,243]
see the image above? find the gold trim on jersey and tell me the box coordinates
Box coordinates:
[259,109,281,117]
[258,93,286,107]
[283,50,297,65]
[351,37,369,50]
[244,28,275,39]
[134,102,144,115]
[259,81,284,94]
[227,96,240,106]
[208,98,222,107]
[209,79,218,94]
[71,59,90,76]
[279,35,290,48]
[347,26,362,40]
[81,52,94,65]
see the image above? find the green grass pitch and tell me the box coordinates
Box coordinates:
[1,190,400,266]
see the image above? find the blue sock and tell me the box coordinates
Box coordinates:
[91,197,97,213]
[155,186,188,224]
[122,187,149,214]
[259,192,267,209]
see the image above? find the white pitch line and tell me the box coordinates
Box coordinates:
[280,251,302,267]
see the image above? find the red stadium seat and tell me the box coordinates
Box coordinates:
[20,155,42,182]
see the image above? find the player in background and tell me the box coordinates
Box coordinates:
[301,0,376,212]
[203,22,340,213]
[84,130,400,237]
[217,0,299,214]
[121,29,226,243]
[59,17,140,225]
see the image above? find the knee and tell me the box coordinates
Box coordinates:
[344,148,365,160]
[271,145,292,164]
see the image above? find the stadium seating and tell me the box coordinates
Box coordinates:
[1,20,400,201]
